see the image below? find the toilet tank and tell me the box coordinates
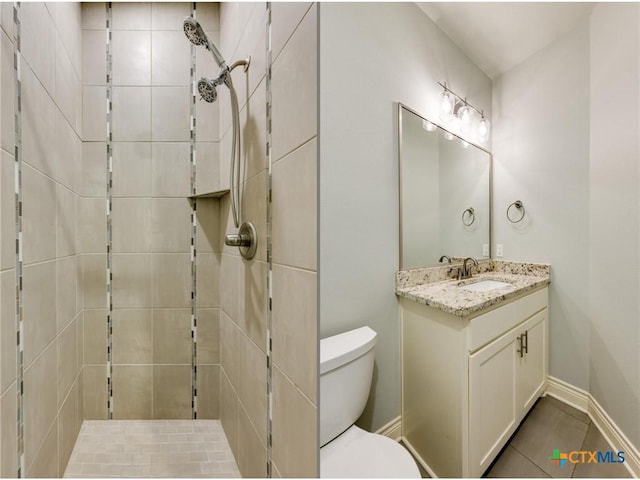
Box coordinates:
[320,326,377,447]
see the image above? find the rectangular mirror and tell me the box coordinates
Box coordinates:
[399,104,492,269]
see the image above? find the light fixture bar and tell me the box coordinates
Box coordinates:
[437,81,486,118]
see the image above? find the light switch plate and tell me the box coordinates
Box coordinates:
[496,244,504,257]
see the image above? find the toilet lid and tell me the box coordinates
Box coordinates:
[321,426,421,478]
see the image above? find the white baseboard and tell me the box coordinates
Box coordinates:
[375,415,402,441]
[546,376,639,478]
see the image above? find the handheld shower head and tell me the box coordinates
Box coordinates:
[198,77,217,103]
[183,17,227,69]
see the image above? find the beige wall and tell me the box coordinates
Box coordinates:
[0,3,84,476]
[80,2,221,421]
[217,2,318,477]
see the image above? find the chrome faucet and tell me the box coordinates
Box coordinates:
[439,255,452,264]
[458,257,479,280]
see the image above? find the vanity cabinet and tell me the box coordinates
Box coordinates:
[401,287,548,478]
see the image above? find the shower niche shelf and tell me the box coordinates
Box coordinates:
[189,189,230,199]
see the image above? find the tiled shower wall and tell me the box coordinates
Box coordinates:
[217,3,318,477]
[0,3,85,477]
[80,2,221,421]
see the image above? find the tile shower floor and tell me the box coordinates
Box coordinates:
[408,395,631,478]
[64,420,240,478]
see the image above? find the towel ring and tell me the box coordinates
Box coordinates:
[462,207,475,226]
[507,200,525,223]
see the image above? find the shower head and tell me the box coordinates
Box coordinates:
[183,17,227,68]
[198,77,217,103]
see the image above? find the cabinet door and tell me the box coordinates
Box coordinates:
[469,330,519,477]
[517,310,547,414]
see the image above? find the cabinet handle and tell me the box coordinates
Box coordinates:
[517,334,524,358]
[523,330,528,354]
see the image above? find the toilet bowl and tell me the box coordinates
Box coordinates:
[320,326,420,478]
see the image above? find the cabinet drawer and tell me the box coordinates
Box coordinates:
[467,287,547,352]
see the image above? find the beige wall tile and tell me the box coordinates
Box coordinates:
[151,142,190,197]
[272,265,317,402]
[1,31,15,154]
[26,420,58,478]
[1,383,17,477]
[80,254,106,309]
[56,184,77,258]
[55,37,81,135]
[195,99,219,143]
[112,3,151,31]
[57,256,79,334]
[197,364,219,419]
[238,406,267,478]
[197,308,219,364]
[82,3,106,30]
[113,365,152,420]
[153,365,191,419]
[271,3,313,61]
[81,142,106,198]
[196,253,220,308]
[272,138,316,270]
[152,309,190,364]
[272,366,317,477]
[112,309,153,364]
[78,197,106,254]
[112,198,152,253]
[77,311,84,373]
[21,2,56,97]
[238,334,267,445]
[1,271,15,393]
[151,254,190,308]
[151,198,191,252]
[23,261,57,367]
[0,151,14,270]
[151,2,191,30]
[83,309,106,365]
[83,365,107,420]
[112,30,151,86]
[196,2,219,31]
[271,5,316,162]
[82,29,106,86]
[22,165,56,265]
[82,86,107,142]
[57,320,78,409]
[239,81,267,181]
[195,198,221,253]
[194,141,220,194]
[220,311,239,391]
[112,87,151,141]
[151,87,190,142]
[237,259,267,351]
[112,254,152,308]
[112,142,153,197]
[24,343,57,470]
[220,253,239,322]
[219,369,239,460]
[57,381,80,476]
[235,170,267,261]
[151,31,191,86]
[54,110,80,192]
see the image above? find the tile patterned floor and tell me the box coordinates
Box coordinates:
[486,396,631,478]
[64,420,240,478]
[407,395,632,478]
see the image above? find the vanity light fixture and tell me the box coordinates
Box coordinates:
[438,82,490,143]
[444,131,455,141]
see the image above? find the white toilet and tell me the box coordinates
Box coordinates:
[320,326,421,478]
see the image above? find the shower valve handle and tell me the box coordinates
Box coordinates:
[225,233,250,247]
[224,222,257,260]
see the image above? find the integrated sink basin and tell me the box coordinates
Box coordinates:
[458,279,511,293]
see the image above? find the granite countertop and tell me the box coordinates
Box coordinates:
[396,261,550,317]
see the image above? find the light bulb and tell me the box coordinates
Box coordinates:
[444,131,455,141]
[461,140,470,149]
[440,90,454,121]
[422,119,437,132]
[458,105,473,134]
[478,116,490,142]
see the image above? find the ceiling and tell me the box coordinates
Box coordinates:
[417,2,595,79]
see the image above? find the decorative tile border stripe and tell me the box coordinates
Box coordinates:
[105,1,114,420]
[13,2,25,476]
[265,2,273,477]
[189,1,198,420]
